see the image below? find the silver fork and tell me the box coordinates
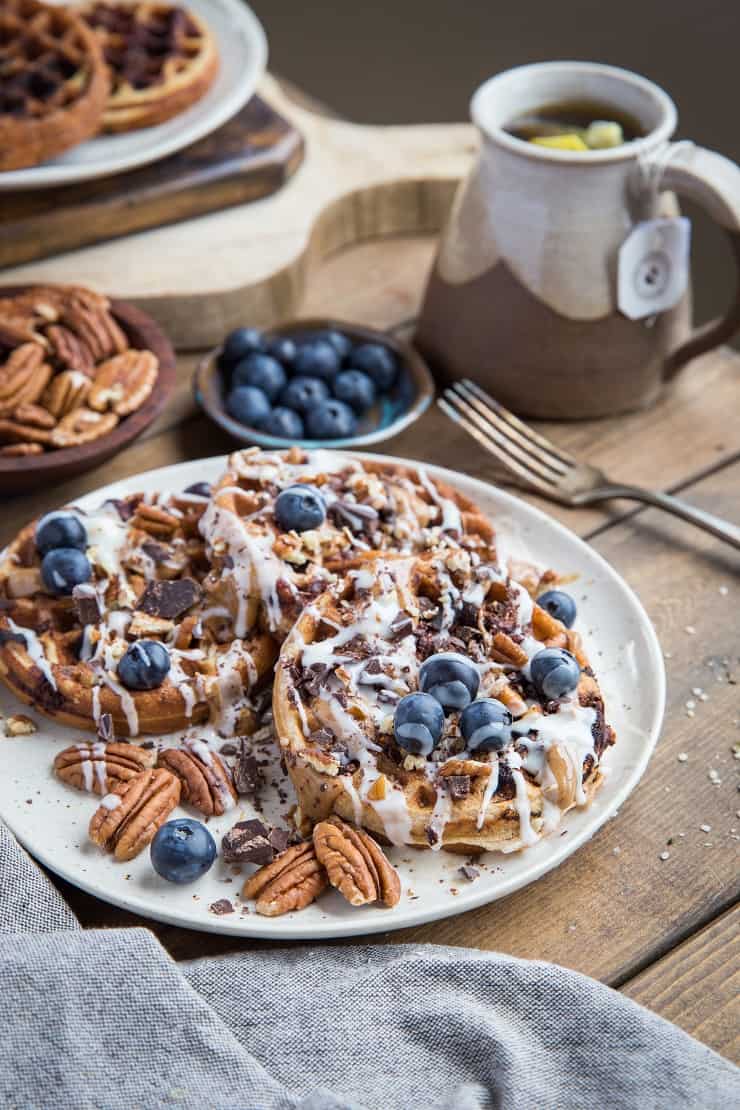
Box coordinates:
[439,379,740,550]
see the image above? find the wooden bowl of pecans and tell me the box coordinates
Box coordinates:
[0,284,177,495]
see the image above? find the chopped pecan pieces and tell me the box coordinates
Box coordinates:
[4,713,36,736]
[55,740,155,794]
[158,738,236,817]
[88,767,180,862]
[242,841,327,917]
[313,817,401,908]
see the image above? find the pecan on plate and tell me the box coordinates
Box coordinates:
[89,767,180,862]
[0,345,52,417]
[88,350,158,416]
[42,369,92,419]
[46,325,96,377]
[131,503,180,539]
[313,817,401,908]
[54,741,155,795]
[242,842,327,917]
[158,738,236,817]
[50,407,119,448]
[0,442,44,457]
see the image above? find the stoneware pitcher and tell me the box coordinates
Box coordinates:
[416,62,740,419]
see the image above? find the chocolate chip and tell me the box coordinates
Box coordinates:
[136,578,201,620]
[297,663,330,698]
[426,826,439,846]
[389,610,413,639]
[73,585,102,626]
[105,498,135,521]
[183,482,212,497]
[221,819,274,865]
[141,541,170,565]
[446,774,471,800]
[96,713,115,743]
[233,742,261,797]
[219,742,238,757]
[208,898,235,915]
[459,865,480,882]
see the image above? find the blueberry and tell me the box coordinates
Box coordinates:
[274,484,326,532]
[305,399,357,440]
[460,698,513,752]
[40,548,91,595]
[261,406,305,439]
[117,640,171,691]
[35,512,87,556]
[279,375,330,415]
[332,369,376,415]
[530,647,581,700]
[393,692,445,755]
[265,335,298,367]
[220,327,264,368]
[232,353,287,402]
[293,340,341,382]
[350,342,399,390]
[315,329,353,361]
[183,482,212,498]
[418,651,479,714]
[226,385,272,427]
[537,589,577,628]
[150,818,216,884]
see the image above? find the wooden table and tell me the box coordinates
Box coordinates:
[3,233,739,1064]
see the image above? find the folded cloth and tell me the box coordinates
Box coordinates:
[1,821,737,1110]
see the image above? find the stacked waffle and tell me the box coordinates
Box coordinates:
[0,0,218,170]
[0,447,616,857]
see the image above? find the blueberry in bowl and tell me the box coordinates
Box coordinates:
[195,316,434,449]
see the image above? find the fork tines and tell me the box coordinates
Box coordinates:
[439,379,576,491]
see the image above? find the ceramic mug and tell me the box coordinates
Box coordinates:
[415,62,740,419]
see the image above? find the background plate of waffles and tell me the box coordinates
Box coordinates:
[0,452,665,938]
[0,0,267,188]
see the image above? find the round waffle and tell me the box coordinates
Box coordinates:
[0,488,275,737]
[273,552,615,853]
[0,0,109,171]
[204,447,497,642]
[79,1,219,132]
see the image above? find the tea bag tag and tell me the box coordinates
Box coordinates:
[618,217,691,320]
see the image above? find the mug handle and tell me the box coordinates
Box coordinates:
[637,144,740,380]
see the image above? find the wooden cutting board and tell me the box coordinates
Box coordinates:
[2,75,476,349]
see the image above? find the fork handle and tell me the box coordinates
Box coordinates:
[579,484,740,550]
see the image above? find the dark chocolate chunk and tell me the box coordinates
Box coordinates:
[456,602,479,628]
[208,898,235,915]
[136,577,201,620]
[219,742,238,757]
[0,627,28,647]
[183,482,212,498]
[233,742,261,797]
[426,826,439,846]
[221,819,274,865]
[141,541,170,565]
[309,727,335,747]
[269,828,291,855]
[73,585,102,626]
[96,713,115,744]
[105,498,135,521]
[446,774,471,800]
[328,499,379,533]
[298,663,330,698]
[389,610,413,639]
[459,865,480,882]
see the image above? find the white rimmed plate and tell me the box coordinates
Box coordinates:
[0,0,267,190]
[0,453,665,938]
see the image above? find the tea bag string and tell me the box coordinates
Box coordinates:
[636,139,696,198]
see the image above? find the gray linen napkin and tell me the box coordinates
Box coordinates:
[1,820,737,1110]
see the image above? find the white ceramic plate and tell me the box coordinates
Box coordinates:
[0,454,665,938]
[0,0,267,190]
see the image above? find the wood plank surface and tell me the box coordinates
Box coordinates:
[622,904,740,1062]
[2,231,738,1061]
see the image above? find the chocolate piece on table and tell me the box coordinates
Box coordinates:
[208,898,234,915]
[233,740,261,797]
[136,577,201,620]
[459,865,480,882]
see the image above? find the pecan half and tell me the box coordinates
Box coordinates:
[41,369,92,419]
[242,842,327,917]
[0,442,44,457]
[313,817,401,908]
[158,738,236,817]
[88,350,158,416]
[0,418,53,446]
[13,403,56,430]
[0,345,52,416]
[55,741,155,794]
[46,325,96,377]
[50,407,119,448]
[131,503,180,539]
[62,301,129,362]
[89,767,180,862]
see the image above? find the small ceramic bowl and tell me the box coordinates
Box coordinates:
[193,317,435,449]
[0,287,177,496]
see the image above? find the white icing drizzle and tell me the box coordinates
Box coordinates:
[417,467,463,534]
[7,619,57,690]
[99,672,139,736]
[75,505,128,578]
[100,792,121,812]
[428,781,453,851]
[91,685,101,724]
[476,758,500,830]
[508,751,538,846]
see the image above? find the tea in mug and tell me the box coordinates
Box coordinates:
[505,100,644,151]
